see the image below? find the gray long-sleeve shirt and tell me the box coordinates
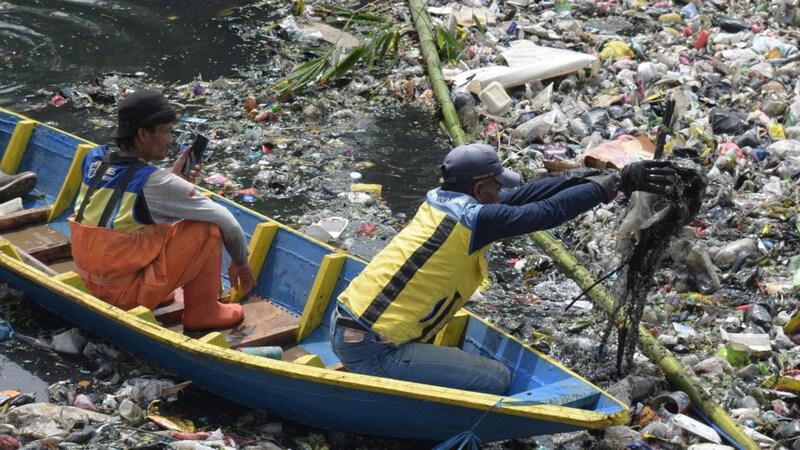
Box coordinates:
[142,169,249,265]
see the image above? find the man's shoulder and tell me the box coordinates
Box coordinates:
[425,189,483,229]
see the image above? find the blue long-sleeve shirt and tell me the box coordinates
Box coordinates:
[469,177,609,253]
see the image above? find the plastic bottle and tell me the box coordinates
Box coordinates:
[693,30,709,50]
[239,346,283,360]
[118,398,144,424]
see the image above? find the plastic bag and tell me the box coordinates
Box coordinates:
[599,41,634,59]
[709,108,747,134]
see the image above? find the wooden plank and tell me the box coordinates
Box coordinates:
[230,222,278,302]
[49,143,93,222]
[48,259,77,275]
[0,206,51,233]
[296,253,346,342]
[153,297,184,326]
[433,309,470,347]
[1,120,35,175]
[171,295,300,349]
[282,346,309,361]
[27,240,71,264]
[2,222,69,252]
[0,236,58,276]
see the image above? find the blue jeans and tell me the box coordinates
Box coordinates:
[330,307,510,395]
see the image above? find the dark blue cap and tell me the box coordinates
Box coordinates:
[441,143,523,188]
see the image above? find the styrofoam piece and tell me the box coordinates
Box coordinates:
[478,81,512,116]
[427,4,496,26]
[726,333,772,353]
[0,197,22,216]
[304,225,333,243]
[672,414,722,444]
[720,327,772,353]
[447,43,600,94]
[315,216,349,240]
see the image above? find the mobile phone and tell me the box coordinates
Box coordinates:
[182,134,210,177]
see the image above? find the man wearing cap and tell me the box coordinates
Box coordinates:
[330,142,674,394]
[69,89,255,331]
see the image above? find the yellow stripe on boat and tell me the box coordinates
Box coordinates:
[49,143,93,222]
[297,252,345,342]
[2,120,35,175]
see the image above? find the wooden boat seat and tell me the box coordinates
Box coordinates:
[0,215,76,275]
[509,378,601,408]
[0,205,51,233]
[28,240,71,264]
[153,298,184,326]
[169,295,300,348]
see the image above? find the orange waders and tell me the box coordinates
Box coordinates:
[69,218,243,329]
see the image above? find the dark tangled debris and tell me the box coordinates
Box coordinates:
[604,159,707,373]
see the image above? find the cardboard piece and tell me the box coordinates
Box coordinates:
[580,135,656,169]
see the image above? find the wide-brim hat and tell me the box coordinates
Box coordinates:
[111,89,177,139]
[441,143,523,188]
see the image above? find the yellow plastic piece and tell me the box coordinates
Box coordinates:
[128,306,157,324]
[769,123,786,139]
[350,183,382,197]
[1,120,35,175]
[49,143,93,222]
[297,253,346,342]
[784,312,800,335]
[293,354,325,368]
[199,331,231,349]
[599,41,634,60]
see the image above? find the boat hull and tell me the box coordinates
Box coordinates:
[0,107,629,443]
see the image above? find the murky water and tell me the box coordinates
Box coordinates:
[0,0,446,442]
[0,0,253,102]
[0,0,447,218]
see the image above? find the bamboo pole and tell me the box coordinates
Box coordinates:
[407,0,467,147]
[531,232,759,450]
[406,0,758,447]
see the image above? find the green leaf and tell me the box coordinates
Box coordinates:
[472,15,485,34]
[433,25,464,63]
[322,47,366,82]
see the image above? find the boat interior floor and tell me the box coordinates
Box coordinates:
[1,210,340,368]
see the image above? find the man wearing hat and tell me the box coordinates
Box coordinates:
[69,89,255,331]
[330,142,675,394]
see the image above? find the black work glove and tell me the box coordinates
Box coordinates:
[565,168,621,201]
[619,160,676,196]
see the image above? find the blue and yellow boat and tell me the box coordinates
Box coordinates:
[0,107,629,444]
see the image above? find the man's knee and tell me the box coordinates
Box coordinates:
[177,220,222,238]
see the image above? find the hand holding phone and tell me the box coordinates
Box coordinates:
[182,134,210,177]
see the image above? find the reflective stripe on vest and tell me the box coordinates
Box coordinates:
[339,199,488,344]
[73,145,157,232]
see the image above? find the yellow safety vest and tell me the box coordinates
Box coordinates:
[73,145,156,233]
[339,196,488,344]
